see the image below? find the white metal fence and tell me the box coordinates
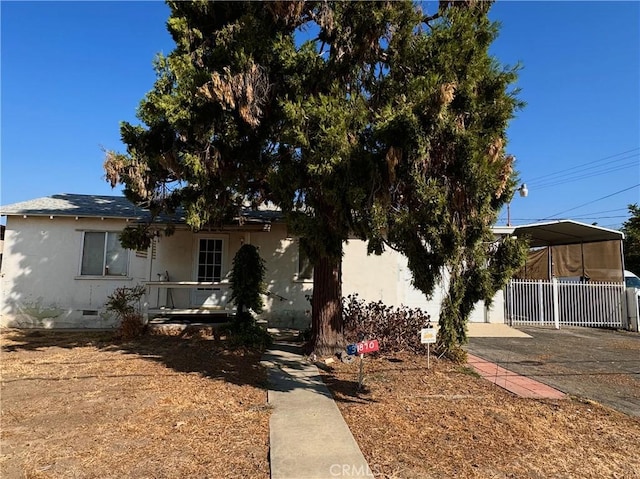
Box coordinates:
[505,279,625,328]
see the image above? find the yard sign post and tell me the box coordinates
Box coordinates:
[420,324,437,369]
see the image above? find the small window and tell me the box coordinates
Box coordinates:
[81,232,128,276]
[297,245,313,281]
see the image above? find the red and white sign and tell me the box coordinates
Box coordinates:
[356,339,380,354]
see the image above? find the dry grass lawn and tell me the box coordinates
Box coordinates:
[0,329,270,479]
[321,352,640,479]
[3,328,640,479]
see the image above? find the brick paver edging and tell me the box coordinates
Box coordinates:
[467,353,566,400]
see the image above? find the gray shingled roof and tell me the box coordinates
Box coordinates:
[1,194,150,219]
[0,193,282,224]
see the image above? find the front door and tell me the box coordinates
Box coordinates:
[191,237,226,308]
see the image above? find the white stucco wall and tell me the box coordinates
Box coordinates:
[342,239,400,304]
[342,242,499,323]
[0,216,147,328]
[0,217,316,329]
[251,224,313,329]
[0,215,503,329]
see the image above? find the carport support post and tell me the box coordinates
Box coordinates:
[552,277,560,329]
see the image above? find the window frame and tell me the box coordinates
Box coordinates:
[295,241,314,282]
[79,230,130,278]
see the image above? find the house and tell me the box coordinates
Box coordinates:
[1,193,508,330]
[0,194,631,331]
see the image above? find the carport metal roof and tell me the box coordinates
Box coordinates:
[513,220,624,247]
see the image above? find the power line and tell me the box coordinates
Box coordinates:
[569,208,629,215]
[570,215,629,220]
[503,208,629,221]
[525,147,640,184]
[541,184,640,220]
[530,157,639,190]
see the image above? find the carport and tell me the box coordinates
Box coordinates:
[513,220,624,283]
[506,220,629,329]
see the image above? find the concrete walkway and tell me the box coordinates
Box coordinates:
[261,342,373,479]
[466,322,531,338]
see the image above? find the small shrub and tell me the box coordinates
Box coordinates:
[444,346,468,364]
[105,285,146,340]
[225,312,273,350]
[227,323,273,350]
[342,294,432,354]
[118,312,146,340]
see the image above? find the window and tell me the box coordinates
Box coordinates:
[81,232,128,276]
[197,238,223,282]
[297,245,313,281]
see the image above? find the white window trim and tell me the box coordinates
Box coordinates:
[190,234,230,308]
[77,230,130,278]
[191,234,230,283]
[294,240,314,283]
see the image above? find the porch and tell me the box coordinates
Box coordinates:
[143,280,235,324]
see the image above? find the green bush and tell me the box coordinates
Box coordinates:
[226,312,273,349]
[229,244,266,315]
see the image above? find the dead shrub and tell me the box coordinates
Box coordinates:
[117,312,146,340]
[342,294,432,354]
[105,285,147,340]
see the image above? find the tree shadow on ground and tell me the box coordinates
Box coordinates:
[0,329,114,352]
[0,328,268,390]
[320,372,378,404]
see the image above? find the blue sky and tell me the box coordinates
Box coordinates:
[2,1,639,229]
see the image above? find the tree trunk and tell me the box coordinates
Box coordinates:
[309,255,345,357]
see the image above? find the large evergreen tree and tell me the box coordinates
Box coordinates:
[622,204,640,274]
[105,0,527,356]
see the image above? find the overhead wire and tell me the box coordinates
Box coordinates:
[525,147,640,186]
[540,184,640,220]
[508,148,639,226]
[530,156,639,190]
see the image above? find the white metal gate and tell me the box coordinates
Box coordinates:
[505,279,625,328]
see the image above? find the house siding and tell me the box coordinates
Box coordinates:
[0,216,498,329]
[0,216,148,328]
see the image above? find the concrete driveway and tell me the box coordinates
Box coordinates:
[467,326,640,417]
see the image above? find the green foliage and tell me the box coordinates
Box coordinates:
[436,235,528,351]
[225,312,273,350]
[105,285,146,318]
[105,1,525,354]
[229,244,266,315]
[622,204,640,274]
[118,224,176,251]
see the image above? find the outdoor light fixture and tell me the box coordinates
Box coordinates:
[507,183,528,226]
[518,183,528,198]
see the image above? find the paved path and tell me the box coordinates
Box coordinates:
[467,353,566,399]
[262,342,372,479]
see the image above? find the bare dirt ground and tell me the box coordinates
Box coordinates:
[0,329,270,479]
[321,352,640,479]
[4,328,640,479]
